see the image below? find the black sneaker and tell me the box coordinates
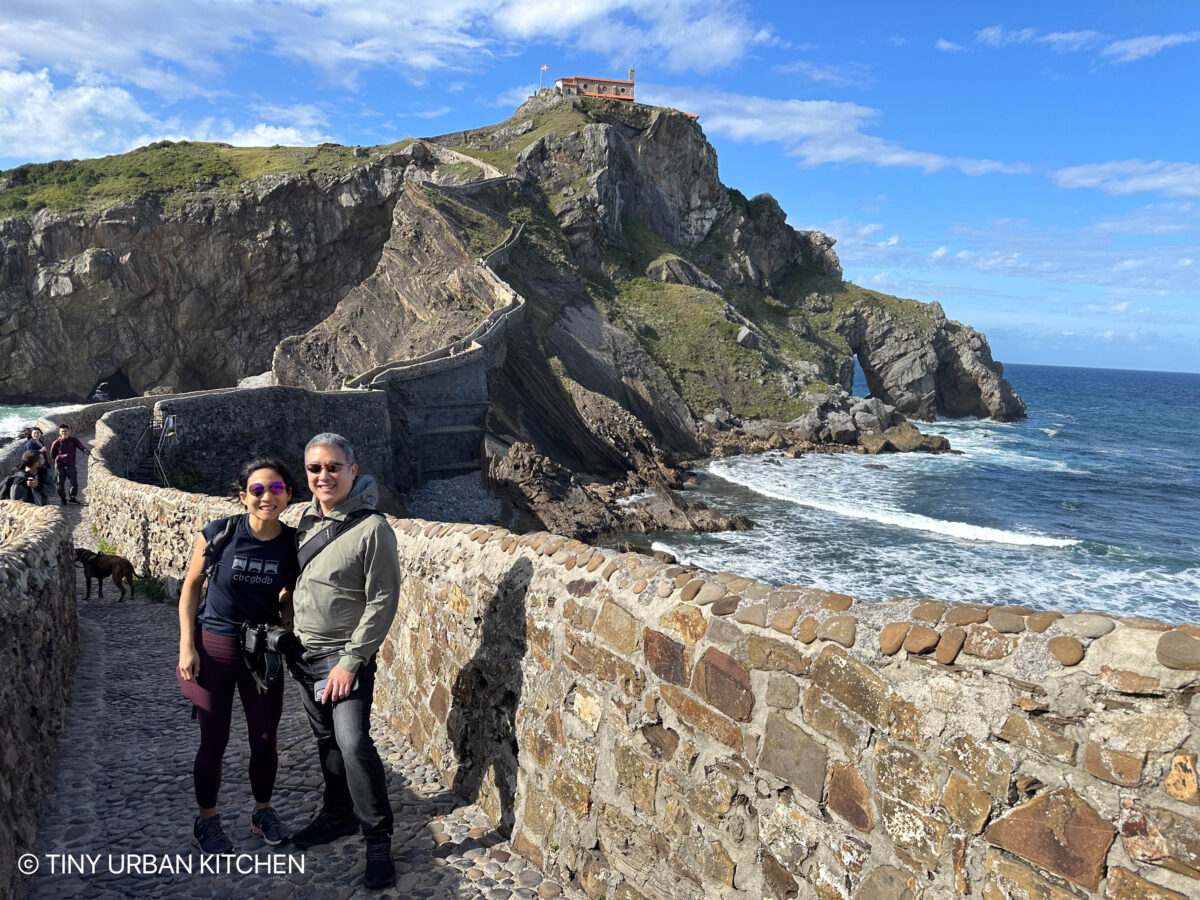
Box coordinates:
[290,811,358,849]
[363,836,395,889]
[250,807,287,846]
[193,814,233,853]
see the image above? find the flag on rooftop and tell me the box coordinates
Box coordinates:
[540,64,549,71]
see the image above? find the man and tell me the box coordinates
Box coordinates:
[288,433,400,889]
[4,450,46,504]
[49,424,91,505]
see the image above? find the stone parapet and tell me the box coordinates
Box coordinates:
[0,502,77,900]
[377,523,1200,900]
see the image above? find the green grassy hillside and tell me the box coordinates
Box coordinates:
[0,138,410,218]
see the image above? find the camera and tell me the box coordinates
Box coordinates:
[266,625,296,654]
[242,623,297,657]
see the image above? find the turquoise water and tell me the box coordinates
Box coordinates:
[0,403,82,438]
[652,364,1200,623]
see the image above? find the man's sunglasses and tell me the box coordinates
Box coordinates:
[306,462,347,474]
[247,481,288,497]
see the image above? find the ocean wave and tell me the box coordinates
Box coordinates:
[712,468,1080,548]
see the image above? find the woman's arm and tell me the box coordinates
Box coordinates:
[279,588,294,628]
[178,535,208,680]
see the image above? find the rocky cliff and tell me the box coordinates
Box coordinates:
[0,94,1024,479]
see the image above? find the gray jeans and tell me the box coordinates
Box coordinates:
[288,647,392,836]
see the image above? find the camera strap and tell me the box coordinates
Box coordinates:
[240,622,284,695]
[296,508,382,572]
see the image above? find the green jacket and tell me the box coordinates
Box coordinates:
[294,474,401,674]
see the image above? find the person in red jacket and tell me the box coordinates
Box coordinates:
[49,424,91,505]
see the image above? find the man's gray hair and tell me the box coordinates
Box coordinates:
[305,432,356,465]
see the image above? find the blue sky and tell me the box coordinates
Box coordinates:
[1,2,1198,372]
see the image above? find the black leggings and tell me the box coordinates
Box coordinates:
[193,630,284,809]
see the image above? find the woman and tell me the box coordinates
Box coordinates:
[178,457,298,853]
[21,427,52,503]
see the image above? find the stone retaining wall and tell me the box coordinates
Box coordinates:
[0,503,77,900]
[152,386,395,495]
[78,468,1200,899]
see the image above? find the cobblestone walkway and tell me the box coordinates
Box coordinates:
[27,448,575,900]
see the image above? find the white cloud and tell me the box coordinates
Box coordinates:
[0,68,333,162]
[494,83,537,107]
[1040,30,1106,52]
[1054,160,1200,198]
[492,0,763,73]
[1090,201,1198,235]
[0,68,155,161]
[772,60,870,87]
[879,235,899,246]
[222,123,325,146]
[857,223,883,236]
[976,26,1038,48]
[931,246,948,259]
[409,106,452,119]
[640,85,1030,177]
[0,0,764,109]
[1180,258,1194,267]
[976,24,1198,62]
[1102,32,1200,63]
[251,103,329,129]
[936,40,965,53]
[977,27,1107,52]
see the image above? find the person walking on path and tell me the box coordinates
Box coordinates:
[5,450,47,504]
[49,424,91,505]
[178,458,298,853]
[288,433,401,890]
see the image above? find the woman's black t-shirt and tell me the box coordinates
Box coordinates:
[197,514,297,638]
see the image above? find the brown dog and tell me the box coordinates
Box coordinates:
[75,548,136,600]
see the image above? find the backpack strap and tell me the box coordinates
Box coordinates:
[197,515,240,619]
[297,508,382,572]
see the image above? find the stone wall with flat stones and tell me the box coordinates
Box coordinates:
[153,385,396,495]
[0,502,77,900]
[375,523,1200,900]
[74,461,1200,899]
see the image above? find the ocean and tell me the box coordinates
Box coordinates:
[0,403,83,439]
[652,364,1200,624]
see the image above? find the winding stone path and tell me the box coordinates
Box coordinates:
[28,446,576,900]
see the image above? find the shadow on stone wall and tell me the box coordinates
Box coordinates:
[448,557,531,836]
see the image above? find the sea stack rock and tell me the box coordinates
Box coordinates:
[838,303,1025,421]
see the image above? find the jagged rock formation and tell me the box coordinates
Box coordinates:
[1,92,1024,490]
[271,182,511,390]
[839,302,1026,421]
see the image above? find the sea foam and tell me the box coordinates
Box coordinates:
[713,467,1079,548]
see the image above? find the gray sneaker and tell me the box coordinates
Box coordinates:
[250,807,287,846]
[193,815,233,853]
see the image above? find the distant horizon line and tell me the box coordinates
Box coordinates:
[1005,361,1200,377]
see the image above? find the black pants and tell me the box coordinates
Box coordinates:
[289,648,392,837]
[194,630,284,809]
[56,464,78,502]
